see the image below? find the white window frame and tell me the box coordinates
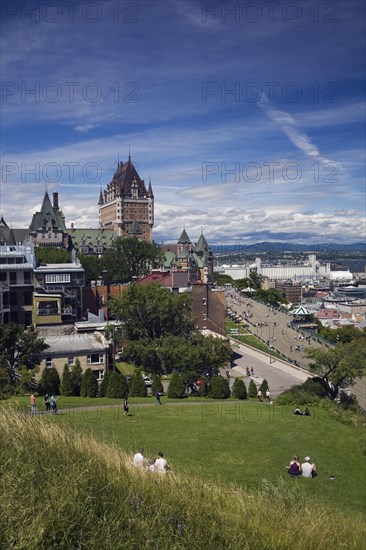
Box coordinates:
[45,357,53,368]
[87,353,104,365]
[45,274,71,284]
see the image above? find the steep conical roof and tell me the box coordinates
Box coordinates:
[29,191,67,231]
[178,228,191,244]
[129,218,142,234]
[147,178,154,198]
[110,158,148,197]
[195,233,209,252]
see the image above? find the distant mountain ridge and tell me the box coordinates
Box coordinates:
[211,242,366,253]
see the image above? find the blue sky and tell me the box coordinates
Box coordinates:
[1,0,365,244]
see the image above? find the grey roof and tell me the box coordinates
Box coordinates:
[129,219,142,234]
[178,229,191,244]
[29,192,66,232]
[42,333,107,356]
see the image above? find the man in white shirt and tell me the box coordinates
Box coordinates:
[154,451,170,474]
[301,456,316,478]
[132,448,145,468]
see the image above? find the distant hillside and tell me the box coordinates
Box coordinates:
[212,242,366,253]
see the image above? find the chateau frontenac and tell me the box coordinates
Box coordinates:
[98,155,154,242]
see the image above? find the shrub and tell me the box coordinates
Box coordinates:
[248,379,257,398]
[80,369,98,398]
[106,371,129,398]
[208,376,230,399]
[60,364,73,396]
[98,371,111,397]
[167,372,186,398]
[70,359,83,396]
[232,378,247,399]
[151,375,164,395]
[259,378,269,395]
[38,367,60,395]
[129,371,147,397]
[198,378,210,397]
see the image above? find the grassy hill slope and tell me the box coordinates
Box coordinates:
[0,407,365,550]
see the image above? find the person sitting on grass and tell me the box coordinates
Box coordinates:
[301,456,317,478]
[304,407,311,416]
[154,451,171,474]
[287,455,301,477]
[294,407,303,415]
[132,448,145,468]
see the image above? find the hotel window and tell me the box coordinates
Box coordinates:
[45,357,53,368]
[10,272,17,284]
[45,274,70,284]
[68,357,75,367]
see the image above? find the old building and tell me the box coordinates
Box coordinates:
[163,229,214,284]
[98,156,154,242]
[39,332,109,383]
[33,258,85,325]
[0,242,35,325]
[67,226,116,256]
[29,192,70,249]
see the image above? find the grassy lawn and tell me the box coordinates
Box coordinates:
[3,394,231,411]
[227,318,284,360]
[48,400,366,515]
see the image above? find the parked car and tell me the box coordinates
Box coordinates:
[143,375,152,387]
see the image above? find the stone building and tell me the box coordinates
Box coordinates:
[29,192,70,249]
[98,156,154,242]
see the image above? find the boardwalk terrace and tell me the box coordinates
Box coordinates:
[98,156,154,243]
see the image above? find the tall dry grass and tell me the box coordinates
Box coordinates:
[0,406,364,550]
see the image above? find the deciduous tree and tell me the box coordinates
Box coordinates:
[0,324,48,385]
[306,338,366,399]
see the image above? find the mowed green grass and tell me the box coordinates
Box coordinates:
[53,401,366,514]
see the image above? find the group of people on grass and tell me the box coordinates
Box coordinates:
[257,388,271,402]
[294,406,311,416]
[287,455,317,478]
[132,448,171,474]
[30,393,57,415]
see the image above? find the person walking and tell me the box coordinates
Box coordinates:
[154,391,161,405]
[50,395,57,415]
[123,397,129,416]
[266,388,271,402]
[257,389,262,402]
[44,394,51,414]
[30,393,36,415]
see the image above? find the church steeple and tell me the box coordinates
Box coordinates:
[98,189,104,205]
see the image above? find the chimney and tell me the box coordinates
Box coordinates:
[53,192,59,211]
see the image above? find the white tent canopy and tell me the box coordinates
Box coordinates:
[241,287,256,293]
[290,306,312,316]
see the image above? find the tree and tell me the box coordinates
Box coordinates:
[0,324,49,385]
[208,376,230,399]
[78,254,102,286]
[306,339,366,400]
[109,283,195,341]
[70,359,83,396]
[259,379,269,395]
[232,378,247,400]
[318,325,365,345]
[167,372,186,398]
[101,237,163,284]
[99,371,111,397]
[248,379,257,398]
[106,371,129,398]
[80,369,98,397]
[38,367,60,395]
[60,364,73,396]
[151,375,164,395]
[129,371,147,397]
[35,248,71,265]
[18,368,38,394]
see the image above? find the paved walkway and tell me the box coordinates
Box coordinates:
[226,290,366,409]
